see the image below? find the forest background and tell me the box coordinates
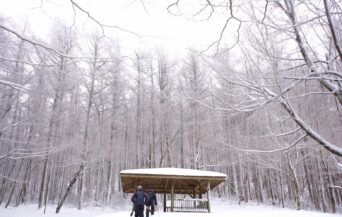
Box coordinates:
[0,0,341,214]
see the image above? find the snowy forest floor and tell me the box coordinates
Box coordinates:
[1,197,341,217]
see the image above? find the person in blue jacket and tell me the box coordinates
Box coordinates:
[131,185,149,217]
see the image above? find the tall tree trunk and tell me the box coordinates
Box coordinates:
[56,165,84,213]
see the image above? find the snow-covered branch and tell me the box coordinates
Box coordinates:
[329,185,342,190]
[0,79,28,92]
[280,99,342,157]
[222,133,307,153]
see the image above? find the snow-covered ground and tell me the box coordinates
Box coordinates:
[0,197,340,217]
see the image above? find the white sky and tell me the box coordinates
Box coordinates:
[0,0,226,55]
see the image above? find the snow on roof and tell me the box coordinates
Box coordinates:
[120,167,227,178]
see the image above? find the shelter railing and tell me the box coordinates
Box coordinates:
[165,198,209,212]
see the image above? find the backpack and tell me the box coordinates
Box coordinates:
[135,191,145,205]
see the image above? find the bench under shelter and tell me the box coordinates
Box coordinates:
[120,168,227,213]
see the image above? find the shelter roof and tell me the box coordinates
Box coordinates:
[120,168,227,195]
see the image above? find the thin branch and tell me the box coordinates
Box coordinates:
[0,56,54,67]
[167,0,181,14]
[0,24,69,57]
[69,0,141,38]
[0,79,28,92]
[323,0,342,61]
[192,0,215,20]
[222,133,307,153]
[284,75,342,82]
[330,155,342,169]
[0,25,124,62]
[288,91,334,99]
[0,174,27,184]
[201,0,241,54]
[138,0,149,14]
[0,149,17,160]
[276,127,302,137]
[0,118,30,133]
[262,0,269,23]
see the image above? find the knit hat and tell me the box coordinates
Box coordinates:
[137,185,143,190]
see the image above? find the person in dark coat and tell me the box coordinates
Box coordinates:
[145,190,157,217]
[131,185,149,217]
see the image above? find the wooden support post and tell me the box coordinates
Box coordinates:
[163,190,166,212]
[193,188,196,208]
[207,181,211,213]
[171,182,175,212]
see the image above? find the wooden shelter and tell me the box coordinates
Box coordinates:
[120,168,227,213]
